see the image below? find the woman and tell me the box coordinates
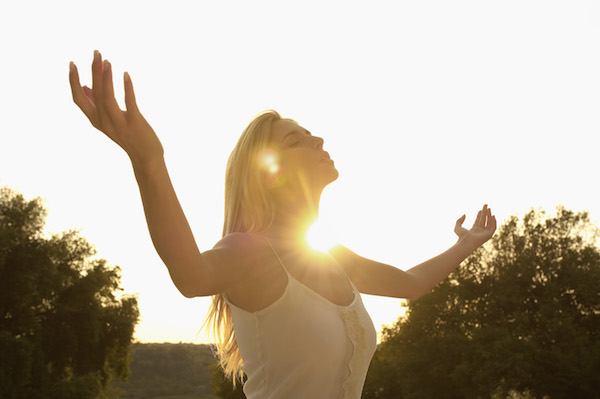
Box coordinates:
[69,51,496,399]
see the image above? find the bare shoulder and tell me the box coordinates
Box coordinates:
[330,243,356,258]
[330,244,361,277]
[204,232,271,273]
[195,233,272,295]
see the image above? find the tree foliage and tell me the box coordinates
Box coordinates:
[0,187,139,399]
[210,363,246,399]
[363,207,600,399]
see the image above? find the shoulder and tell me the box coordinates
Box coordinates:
[330,244,361,277]
[206,232,272,269]
[197,233,272,294]
[330,243,360,260]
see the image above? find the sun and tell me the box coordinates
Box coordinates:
[307,219,337,253]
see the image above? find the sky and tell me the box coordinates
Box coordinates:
[1,1,599,343]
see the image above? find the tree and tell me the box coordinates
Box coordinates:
[363,207,600,399]
[0,187,139,399]
[210,363,246,399]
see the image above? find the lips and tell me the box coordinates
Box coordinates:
[320,151,331,161]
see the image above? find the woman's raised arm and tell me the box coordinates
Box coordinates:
[334,205,496,300]
[68,51,247,297]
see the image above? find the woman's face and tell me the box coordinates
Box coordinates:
[266,119,338,190]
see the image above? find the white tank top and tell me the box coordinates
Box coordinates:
[223,240,377,399]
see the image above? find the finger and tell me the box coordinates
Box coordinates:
[91,50,103,102]
[83,86,93,102]
[124,71,140,114]
[478,204,489,227]
[473,210,483,228]
[91,50,110,124]
[69,62,91,105]
[69,62,100,126]
[101,60,125,126]
[489,215,497,231]
[487,206,494,227]
[68,61,83,100]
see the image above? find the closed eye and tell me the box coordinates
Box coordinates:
[282,129,311,147]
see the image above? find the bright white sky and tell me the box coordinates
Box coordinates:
[1,1,599,343]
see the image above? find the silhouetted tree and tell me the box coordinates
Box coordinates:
[211,363,246,399]
[0,187,139,399]
[363,207,600,399]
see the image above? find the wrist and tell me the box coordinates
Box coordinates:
[455,236,479,258]
[131,155,167,178]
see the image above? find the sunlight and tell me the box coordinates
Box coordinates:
[307,219,337,253]
[258,148,280,175]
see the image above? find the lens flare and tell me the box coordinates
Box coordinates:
[259,149,280,175]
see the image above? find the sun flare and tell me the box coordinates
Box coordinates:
[307,219,337,253]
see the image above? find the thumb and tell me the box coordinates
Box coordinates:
[454,214,466,233]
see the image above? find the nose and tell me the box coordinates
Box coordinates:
[314,136,324,150]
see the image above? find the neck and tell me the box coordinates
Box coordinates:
[263,185,323,248]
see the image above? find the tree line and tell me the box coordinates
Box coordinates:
[109,343,218,398]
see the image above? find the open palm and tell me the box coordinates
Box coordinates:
[454,204,497,249]
[69,51,163,167]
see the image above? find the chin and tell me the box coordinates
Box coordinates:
[302,165,339,189]
[325,168,339,185]
[332,168,340,181]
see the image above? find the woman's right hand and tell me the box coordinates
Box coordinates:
[69,50,164,167]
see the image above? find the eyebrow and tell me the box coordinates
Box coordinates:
[281,129,311,143]
[282,130,299,142]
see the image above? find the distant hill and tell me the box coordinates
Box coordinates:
[109,342,219,399]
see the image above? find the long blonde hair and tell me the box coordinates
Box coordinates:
[204,110,282,382]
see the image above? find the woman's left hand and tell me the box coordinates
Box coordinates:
[454,204,497,250]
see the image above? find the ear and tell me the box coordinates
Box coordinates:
[265,172,286,189]
[257,148,285,189]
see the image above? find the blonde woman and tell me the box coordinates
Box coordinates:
[69,52,497,399]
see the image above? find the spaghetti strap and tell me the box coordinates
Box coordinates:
[263,236,356,305]
[263,237,291,276]
[329,252,354,287]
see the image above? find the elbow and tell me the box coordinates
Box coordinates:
[405,274,429,301]
[174,274,214,298]
[407,291,424,301]
[180,288,198,298]
[177,283,198,298]
[174,276,204,298]
[167,262,207,298]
